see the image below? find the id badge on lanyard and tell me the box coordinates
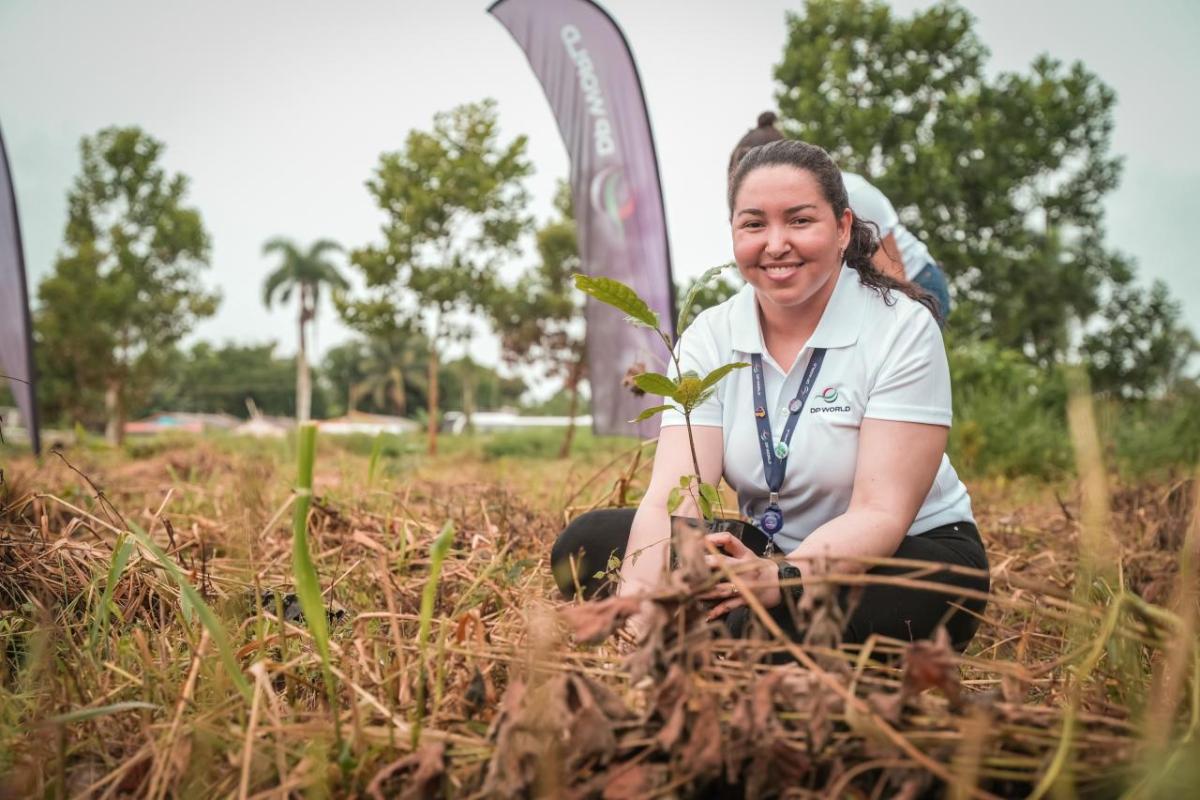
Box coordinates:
[751,348,827,553]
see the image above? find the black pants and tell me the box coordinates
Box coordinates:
[551,509,989,650]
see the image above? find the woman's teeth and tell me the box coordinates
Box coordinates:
[760,263,802,279]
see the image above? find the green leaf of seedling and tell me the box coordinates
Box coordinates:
[667,487,683,514]
[679,474,691,488]
[700,362,750,390]
[630,404,676,423]
[632,372,677,397]
[697,494,713,520]
[574,274,660,330]
[699,483,721,509]
[678,262,734,334]
[674,374,707,410]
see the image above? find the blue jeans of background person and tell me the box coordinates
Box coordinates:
[913,262,952,327]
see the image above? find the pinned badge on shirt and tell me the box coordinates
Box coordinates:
[788,398,802,414]
[774,441,789,459]
[754,406,767,418]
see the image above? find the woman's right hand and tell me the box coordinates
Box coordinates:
[699,531,782,620]
[616,425,725,598]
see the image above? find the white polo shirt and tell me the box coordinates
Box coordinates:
[842,172,932,281]
[660,266,974,552]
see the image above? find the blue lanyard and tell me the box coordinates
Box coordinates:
[751,348,827,494]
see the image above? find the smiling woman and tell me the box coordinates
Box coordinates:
[552,138,988,652]
[728,111,954,325]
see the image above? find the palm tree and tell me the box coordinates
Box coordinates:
[262,238,347,422]
[348,328,428,417]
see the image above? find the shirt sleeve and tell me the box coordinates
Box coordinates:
[659,312,724,429]
[846,176,900,239]
[863,307,952,426]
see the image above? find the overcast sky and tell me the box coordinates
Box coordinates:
[3,0,1198,374]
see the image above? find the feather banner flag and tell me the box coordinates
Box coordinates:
[490,0,676,437]
[0,122,40,454]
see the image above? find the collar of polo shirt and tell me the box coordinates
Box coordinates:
[729,265,869,355]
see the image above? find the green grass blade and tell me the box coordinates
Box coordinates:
[124,523,252,700]
[48,701,158,724]
[412,520,455,748]
[292,423,331,664]
[88,532,134,649]
[291,422,342,746]
[367,432,385,485]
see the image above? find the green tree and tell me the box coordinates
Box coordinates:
[320,334,524,421]
[321,333,427,419]
[489,181,587,456]
[676,270,742,327]
[144,341,312,418]
[1081,280,1199,399]
[773,0,1193,392]
[261,237,347,423]
[438,355,527,414]
[34,127,218,442]
[347,324,428,417]
[342,100,531,454]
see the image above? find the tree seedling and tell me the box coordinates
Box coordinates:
[574,264,747,520]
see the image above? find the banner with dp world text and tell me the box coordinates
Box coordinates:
[489,0,676,438]
[0,122,40,454]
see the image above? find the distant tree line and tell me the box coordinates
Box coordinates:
[27,0,1198,456]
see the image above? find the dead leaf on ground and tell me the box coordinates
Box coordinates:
[902,627,962,709]
[560,595,643,645]
[601,762,652,799]
[367,742,445,800]
[482,673,633,797]
[680,692,723,778]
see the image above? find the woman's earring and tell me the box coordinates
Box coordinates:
[838,246,845,262]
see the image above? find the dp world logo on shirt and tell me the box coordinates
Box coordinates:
[812,386,852,414]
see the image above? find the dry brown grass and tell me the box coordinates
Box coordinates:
[1,435,1197,798]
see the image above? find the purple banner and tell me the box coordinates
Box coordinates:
[0,123,40,454]
[489,0,676,438]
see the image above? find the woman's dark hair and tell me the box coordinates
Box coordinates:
[728,130,938,318]
[727,112,787,176]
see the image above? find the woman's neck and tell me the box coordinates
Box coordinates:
[755,275,839,369]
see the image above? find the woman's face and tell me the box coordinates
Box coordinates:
[730,164,851,317]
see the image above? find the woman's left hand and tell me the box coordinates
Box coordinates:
[700,532,781,620]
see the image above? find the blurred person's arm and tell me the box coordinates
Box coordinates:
[871,232,907,283]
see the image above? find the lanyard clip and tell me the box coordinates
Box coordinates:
[769,491,779,506]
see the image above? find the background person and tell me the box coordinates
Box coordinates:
[552,139,988,649]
